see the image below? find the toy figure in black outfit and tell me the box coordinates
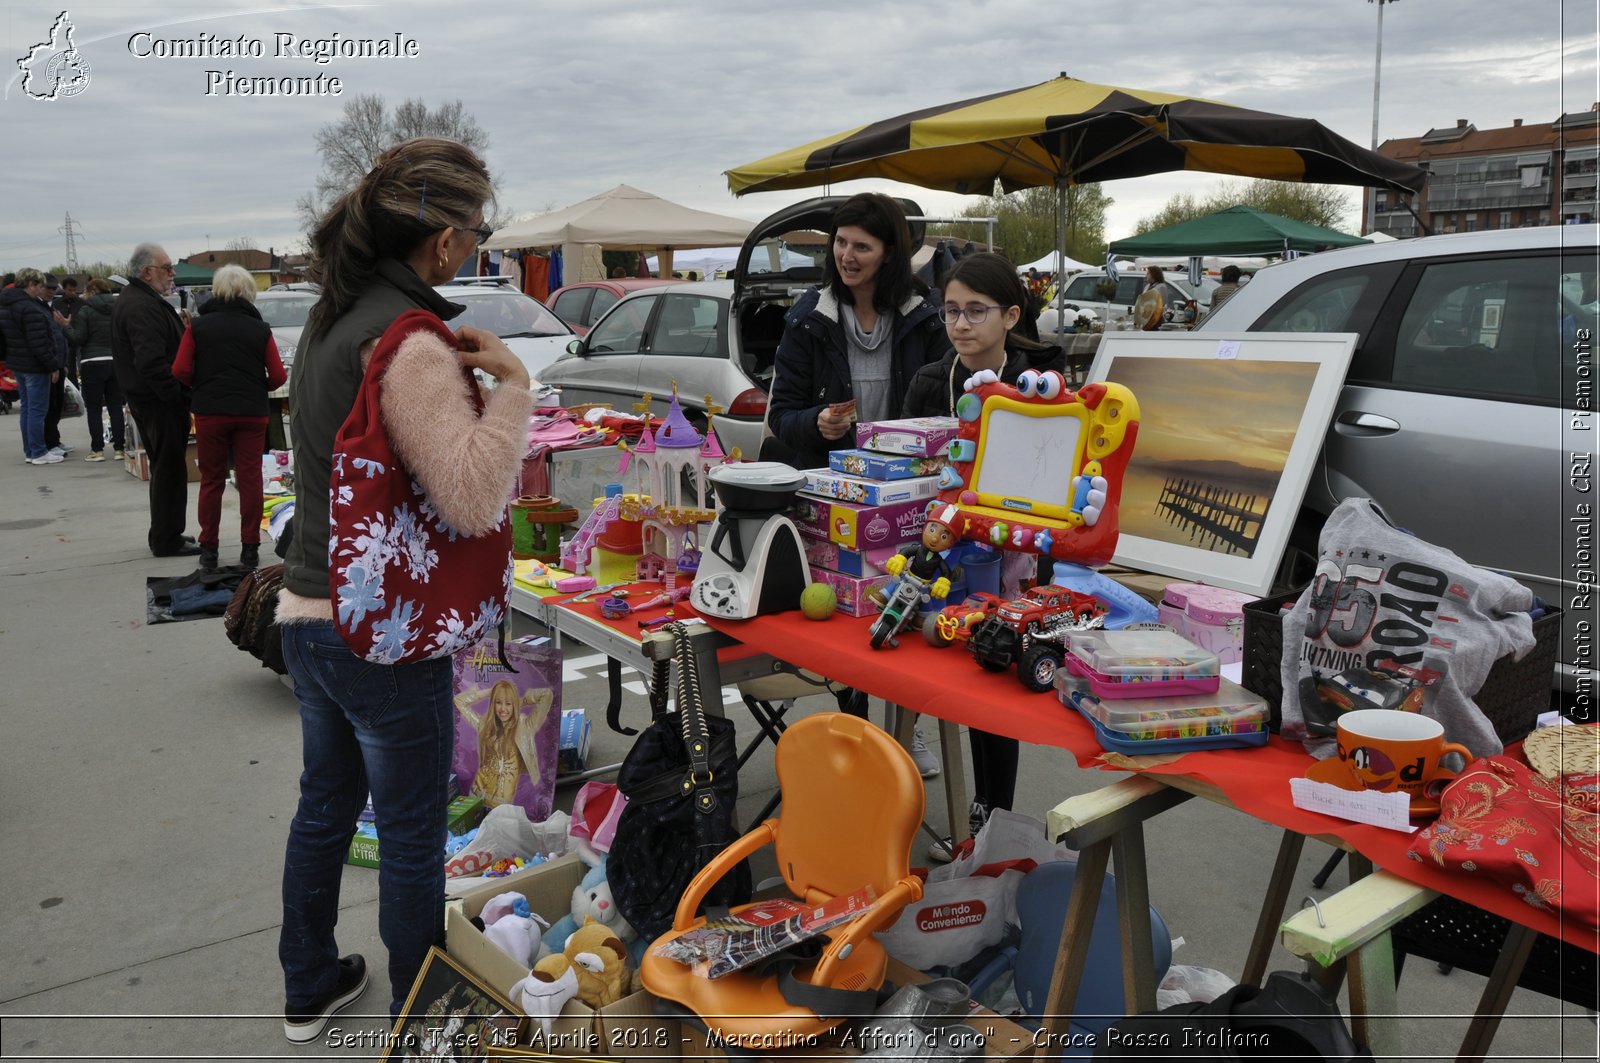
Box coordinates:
[872,504,960,606]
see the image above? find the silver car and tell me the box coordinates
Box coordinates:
[434,279,576,381]
[255,289,318,397]
[1199,224,1598,694]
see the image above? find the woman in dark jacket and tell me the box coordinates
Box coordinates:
[765,193,952,471]
[68,278,127,460]
[170,264,288,571]
[903,252,1066,862]
[0,267,68,463]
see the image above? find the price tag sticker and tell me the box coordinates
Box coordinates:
[1215,340,1241,360]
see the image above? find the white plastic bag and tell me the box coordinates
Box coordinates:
[62,378,84,418]
[877,809,1073,970]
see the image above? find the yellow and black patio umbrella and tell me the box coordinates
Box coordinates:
[726,73,1426,198]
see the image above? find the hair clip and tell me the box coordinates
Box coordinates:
[417,179,428,220]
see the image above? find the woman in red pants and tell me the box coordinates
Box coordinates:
[172,264,287,571]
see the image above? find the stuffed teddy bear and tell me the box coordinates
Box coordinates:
[540,855,642,962]
[537,918,634,1009]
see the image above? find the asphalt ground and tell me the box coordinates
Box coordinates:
[0,408,1591,1061]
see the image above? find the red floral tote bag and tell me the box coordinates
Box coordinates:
[330,309,513,664]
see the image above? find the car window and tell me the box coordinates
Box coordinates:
[1063,276,1109,302]
[257,295,316,328]
[550,288,589,325]
[1113,277,1142,305]
[450,291,570,338]
[587,293,659,354]
[644,293,723,357]
[590,287,620,324]
[1252,272,1374,333]
[1390,256,1558,403]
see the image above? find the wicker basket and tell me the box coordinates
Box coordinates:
[1240,590,1562,742]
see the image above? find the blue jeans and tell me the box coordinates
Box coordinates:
[279,621,455,1019]
[15,371,50,459]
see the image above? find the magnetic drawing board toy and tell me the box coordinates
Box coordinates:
[933,370,1139,568]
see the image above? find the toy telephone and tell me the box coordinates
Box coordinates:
[932,370,1139,569]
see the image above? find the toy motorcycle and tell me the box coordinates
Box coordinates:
[868,569,950,650]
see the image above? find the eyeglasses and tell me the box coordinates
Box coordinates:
[940,304,1006,325]
[455,224,495,247]
[151,263,176,273]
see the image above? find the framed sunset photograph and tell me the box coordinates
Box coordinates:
[1087,332,1357,595]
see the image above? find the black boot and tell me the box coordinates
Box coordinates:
[199,546,219,573]
[240,543,259,569]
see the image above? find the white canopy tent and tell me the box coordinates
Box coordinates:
[1016,251,1096,274]
[482,184,754,282]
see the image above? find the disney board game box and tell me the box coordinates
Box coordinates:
[801,469,941,506]
[827,447,949,481]
[790,495,930,550]
[853,416,960,457]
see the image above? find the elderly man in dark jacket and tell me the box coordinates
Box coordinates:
[112,243,199,557]
[0,268,68,464]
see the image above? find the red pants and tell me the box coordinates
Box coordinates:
[193,414,267,550]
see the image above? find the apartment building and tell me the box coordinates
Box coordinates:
[1366,104,1599,237]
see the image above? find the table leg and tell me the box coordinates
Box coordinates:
[1344,934,1402,1063]
[1455,922,1538,1063]
[1035,839,1111,1058]
[1242,829,1306,987]
[939,718,970,844]
[1111,824,1157,1013]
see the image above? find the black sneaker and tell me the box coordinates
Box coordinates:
[284,954,368,1044]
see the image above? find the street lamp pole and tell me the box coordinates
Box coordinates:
[1367,0,1399,235]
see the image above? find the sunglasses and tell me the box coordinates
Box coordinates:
[455,224,495,247]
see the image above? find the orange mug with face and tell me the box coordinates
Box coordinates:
[1335,709,1472,797]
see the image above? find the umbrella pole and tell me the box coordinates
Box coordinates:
[1056,181,1068,346]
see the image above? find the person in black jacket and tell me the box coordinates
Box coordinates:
[112,243,199,557]
[903,252,1066,863]
[765,193,952,471]
[171,265,288,571]
[0,268,68,463]
[68,278,127,460]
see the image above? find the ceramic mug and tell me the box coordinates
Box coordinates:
[1335,709,1472,797]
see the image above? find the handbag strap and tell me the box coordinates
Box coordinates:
[668,621,719,814]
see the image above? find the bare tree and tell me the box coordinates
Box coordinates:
[225,236,254,251]
[297,94,497,233]
[928,184,1112,267]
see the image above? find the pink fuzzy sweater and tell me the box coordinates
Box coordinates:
[278,330,533,622]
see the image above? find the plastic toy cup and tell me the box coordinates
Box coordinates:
[1335,709,1472,797]
[961,550,1001,597]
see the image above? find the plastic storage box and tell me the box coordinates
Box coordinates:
[1057,673,1269,753]
[1065,627,1221,699]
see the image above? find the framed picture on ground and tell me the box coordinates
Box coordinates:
[381,947,524,1061]
[1087,331,1357,596]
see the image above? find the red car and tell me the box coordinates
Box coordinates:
[547,279,678,336]
[922,593,1004,647]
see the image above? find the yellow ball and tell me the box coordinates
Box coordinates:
[800,582,838,621]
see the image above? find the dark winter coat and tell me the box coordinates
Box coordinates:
[180,298,276,416]
[111,277,186,406]
[0,288,66,374]
[69,293,116,362]
[765,285,952,470]
[901,340,1067,419]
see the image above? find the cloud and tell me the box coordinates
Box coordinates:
[0,0,1592,268]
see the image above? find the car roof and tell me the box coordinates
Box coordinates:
[616,279,733,300]
[556,278,678,292]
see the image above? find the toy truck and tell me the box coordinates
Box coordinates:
[965,584,1108,691]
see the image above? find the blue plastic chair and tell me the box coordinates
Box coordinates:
[967,860,1172,1059]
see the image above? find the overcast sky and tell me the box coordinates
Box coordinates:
[1,0,1595,272]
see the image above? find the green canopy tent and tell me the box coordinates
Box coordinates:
[172,261,214,286]
[1108,205,1368,258]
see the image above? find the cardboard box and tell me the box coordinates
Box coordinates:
[791,496,929,551]
[348,794,486,869]
[801,470,940,507]
[446,853,678,1057]
[853,416,960,457]
[122,442,201,483]
[828,448,949,481]
[808,566,889,617]
[680,957,1034,1060]
[557,708,592,775]
[802,538,898,579]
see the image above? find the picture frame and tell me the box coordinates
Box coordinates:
[1087,331,1358,595]
[381,946,524,1062]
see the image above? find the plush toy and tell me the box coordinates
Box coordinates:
[480,891,551,968]
[545,919,632,1008]
[508,961,579,1040]
[540,855,641,961]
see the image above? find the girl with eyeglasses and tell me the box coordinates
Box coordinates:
[902,251,1066,863]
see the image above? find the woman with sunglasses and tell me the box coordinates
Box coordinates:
[765,192,951,471]
[902,251,1065,862]
[275,137,531,1042]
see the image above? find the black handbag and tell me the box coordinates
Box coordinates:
[608,622,752,942]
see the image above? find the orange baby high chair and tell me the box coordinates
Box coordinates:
[640,711,926,1048]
